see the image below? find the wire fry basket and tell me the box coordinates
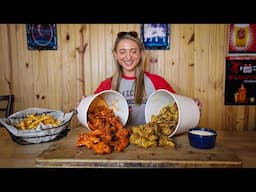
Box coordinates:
[0,108,74,145]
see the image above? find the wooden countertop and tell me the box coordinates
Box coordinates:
[1,126,256,168]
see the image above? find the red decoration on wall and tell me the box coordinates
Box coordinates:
[228,24,256,54]
[225,56,256,105]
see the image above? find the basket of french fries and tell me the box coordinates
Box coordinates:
[0,108,74,144]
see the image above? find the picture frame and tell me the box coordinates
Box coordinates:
[224,56,256,105]
[228,24,256,54]
[140,24,170,50]
[26,24,57,50]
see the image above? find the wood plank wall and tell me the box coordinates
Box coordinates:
[0,24,255,131]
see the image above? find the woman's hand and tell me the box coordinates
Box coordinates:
[193,97,202,112]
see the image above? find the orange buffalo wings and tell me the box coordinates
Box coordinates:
[76,105,130,154]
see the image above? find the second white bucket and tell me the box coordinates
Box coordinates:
[76,90,129,131]
[145,89,200,137]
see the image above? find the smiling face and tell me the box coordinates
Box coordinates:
[113,39,144,77]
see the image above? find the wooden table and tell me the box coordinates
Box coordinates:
[35,127,244,168]
[0,127,55,168]
[1,126,256,168]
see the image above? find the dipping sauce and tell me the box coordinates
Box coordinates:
[189,130,215,136]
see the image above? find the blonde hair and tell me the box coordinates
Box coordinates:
[112,32,146,104]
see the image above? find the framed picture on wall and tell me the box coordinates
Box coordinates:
[140,24,170,50]
[225,56,256,105]
[26,24,57,50]
[228,24,256,54]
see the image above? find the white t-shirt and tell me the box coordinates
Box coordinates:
[118,75,155,126]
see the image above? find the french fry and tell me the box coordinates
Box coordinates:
[16,113,61,130]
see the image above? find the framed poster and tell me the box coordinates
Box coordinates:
[228,24,256,54]
[140,24,170,50]
[26,24,57,50]
[225,56,256,105]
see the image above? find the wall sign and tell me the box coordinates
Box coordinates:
[225,56,256,105]
[26,24,57,50]
[228,24,256,54]
[141,24,170,50]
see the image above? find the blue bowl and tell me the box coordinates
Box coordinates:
[188,128,217,149]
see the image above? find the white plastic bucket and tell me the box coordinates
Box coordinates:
[145,89,200,137]
[76,90,129,131]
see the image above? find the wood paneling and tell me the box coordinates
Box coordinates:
[0,24,12,93]
[0,24,255,131]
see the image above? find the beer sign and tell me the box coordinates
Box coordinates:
[228,24,256,54]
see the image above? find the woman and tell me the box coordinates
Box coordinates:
[94,31,202,126]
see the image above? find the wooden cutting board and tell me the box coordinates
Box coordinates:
[35,127,242,168]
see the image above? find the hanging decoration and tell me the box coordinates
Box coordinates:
[26,24,57,50]
[141,24,170,50]
[225,56,256,105]
[228,24,256,54]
